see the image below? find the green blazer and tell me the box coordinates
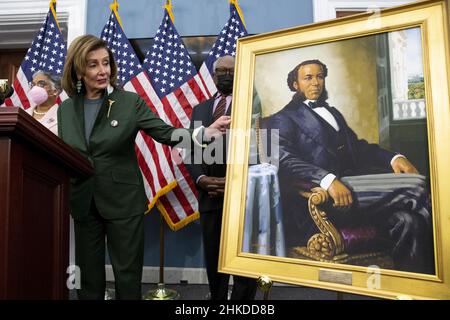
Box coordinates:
[57,88,192,221]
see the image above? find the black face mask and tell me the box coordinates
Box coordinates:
[216,74,234,95]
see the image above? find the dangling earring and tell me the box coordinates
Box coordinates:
[76,79,82,94]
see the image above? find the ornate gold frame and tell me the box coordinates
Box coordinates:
[220,0,450,299]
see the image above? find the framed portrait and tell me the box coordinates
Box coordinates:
[220,0,450,299]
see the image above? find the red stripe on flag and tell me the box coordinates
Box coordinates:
[169,182,195,216]
[162,144,176,177]
[140,133,172,191]
[13,78,31,109]
[134,143,157,196]
[197,73,213,99]
[130,77,192,217]
[187,77,207,105]
[180,165,199,197]
[170,148,199,197]
[129,75,199,226]
[161,95,183,128]
[131,76,158,114]
[3,98,14,107]
[172,87,193,121]
[127,78,173,190]
[158,194,181,224]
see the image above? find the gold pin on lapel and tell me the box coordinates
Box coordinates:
[107,99,118,127]
[107,99,115,118]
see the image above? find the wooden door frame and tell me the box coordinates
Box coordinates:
[0,49,28,84]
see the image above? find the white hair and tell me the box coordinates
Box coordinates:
[32,70,62,93]
[212,55,235,74]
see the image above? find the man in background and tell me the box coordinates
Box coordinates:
[186,55,257,299]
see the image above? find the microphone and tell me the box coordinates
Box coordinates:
[0,86,14,106]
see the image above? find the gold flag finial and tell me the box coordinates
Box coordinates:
[109,0,124,29]
[49,0,62,31]
[164,0,174,23]
[229,0,247,29]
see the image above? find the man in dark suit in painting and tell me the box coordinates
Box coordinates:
[265,59,434,274]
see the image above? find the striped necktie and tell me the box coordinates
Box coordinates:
[212,96,227,123]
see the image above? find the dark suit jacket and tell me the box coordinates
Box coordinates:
[265,99,396,245]
[58,88,191,221]
[267,99,396,189]
[186,97,232,213]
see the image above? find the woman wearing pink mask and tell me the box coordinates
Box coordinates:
[58,35,230,300]
[27,71,62,135]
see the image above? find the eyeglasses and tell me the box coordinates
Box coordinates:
[215,68,234,76]
[29,80,49,89]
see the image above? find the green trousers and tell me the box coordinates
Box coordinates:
[74,201,144,300]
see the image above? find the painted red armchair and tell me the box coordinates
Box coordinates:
[291,188,394,268]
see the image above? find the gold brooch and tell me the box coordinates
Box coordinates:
[107,99,115,118]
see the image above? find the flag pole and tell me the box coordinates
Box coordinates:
[143,213,180,300]
[143,0,179,300]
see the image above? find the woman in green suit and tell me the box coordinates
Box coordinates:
[59,35,229,300]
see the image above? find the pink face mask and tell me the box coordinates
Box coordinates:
[28,86,49,105]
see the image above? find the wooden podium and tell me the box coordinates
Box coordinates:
[0,107,93,299]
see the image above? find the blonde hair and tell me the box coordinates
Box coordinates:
[62,34,118,96]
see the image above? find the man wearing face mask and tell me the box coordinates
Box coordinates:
[186,55,257,300]
[27,70,62,135]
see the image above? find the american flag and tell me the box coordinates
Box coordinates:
[198,0,248,98]
[3,0,67,108]
[100,7,143,87]
[101,3,203,230]
[142,4,211,230]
